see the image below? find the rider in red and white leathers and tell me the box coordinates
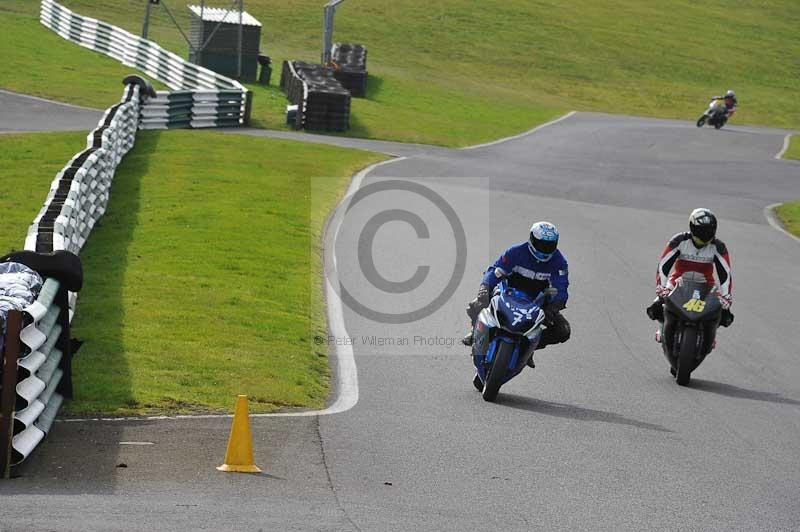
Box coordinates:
[655,233,733,309]
[647,209,734,347]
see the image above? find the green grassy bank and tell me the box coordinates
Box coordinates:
[2,0,798,145]
[775,201,800,238]
[0,131,382,415]
[783,135,799,160]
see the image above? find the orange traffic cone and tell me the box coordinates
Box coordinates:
[217,395,262,473]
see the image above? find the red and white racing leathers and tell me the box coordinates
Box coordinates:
[656,232,733,309]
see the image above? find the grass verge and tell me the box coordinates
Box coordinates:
[775,201,800,238]
[0,130,384,415]
[783,134,799,160]
[3,1,797,146]
[0,132,88,254]
[0,12,166,110]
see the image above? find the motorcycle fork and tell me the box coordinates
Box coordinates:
[675,323,704,359]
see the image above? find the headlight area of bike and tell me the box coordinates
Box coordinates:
[484,298,545,340]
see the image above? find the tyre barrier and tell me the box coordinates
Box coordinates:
[140,89,248,129]
[24,78,153,256]
[331,43,368,98]
[0,273,78,476]
[279,61,351,131]
[0,78,149,476]
[39,0,251,128]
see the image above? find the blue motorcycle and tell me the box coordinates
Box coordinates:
[471,276,554,401]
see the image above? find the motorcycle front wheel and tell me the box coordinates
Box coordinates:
[482,342,514,402]
[696,117,706,128]
[676,327,698,386]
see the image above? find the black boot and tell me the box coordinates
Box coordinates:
[462,332,474,346]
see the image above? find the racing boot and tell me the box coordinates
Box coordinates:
[462,332,474,346]
[473,373,482,391]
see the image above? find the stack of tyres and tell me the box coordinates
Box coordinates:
[332,43,368,97]
[279,61,351,131]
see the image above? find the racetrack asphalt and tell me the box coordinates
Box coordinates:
[2,100,799,531]
[0,90,102,133]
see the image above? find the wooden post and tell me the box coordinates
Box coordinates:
[243,90,253,126]
[54,287,73,400]
[1,310,22,479]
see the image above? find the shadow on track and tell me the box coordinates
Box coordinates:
[498,393,673,433]
[690,379,800,406]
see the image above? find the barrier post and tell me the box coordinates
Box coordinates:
[0,310,23,478]
[54,287,73,399]
[243,90,253,126]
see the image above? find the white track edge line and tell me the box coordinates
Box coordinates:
[0,88,102,112]
[774,134,792,160]
[59,157,407,423]
[460,111,577,151]
[764,203,800,244]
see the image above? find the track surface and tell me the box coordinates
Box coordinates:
[0,90,102,133]
[3,108,800,531]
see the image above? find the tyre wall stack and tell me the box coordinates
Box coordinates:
[280,61,351,132]
[331,43,368,98]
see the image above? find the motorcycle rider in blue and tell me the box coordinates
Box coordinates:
[462,222,571,368]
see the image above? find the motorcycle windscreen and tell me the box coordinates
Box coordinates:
[667,280,722,321]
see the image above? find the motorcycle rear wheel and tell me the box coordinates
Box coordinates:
[696,117,706,127]
[676,327,698,386]
[482,342,513,402]
[714,122,724,130]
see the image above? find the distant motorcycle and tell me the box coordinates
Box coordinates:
[470,274,555,401]
[696,98,729,129]
[657,272,723,385]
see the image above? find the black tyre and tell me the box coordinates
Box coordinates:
[696,117,706,128]
[482,342,514,402]
[676,327,698,386]
[714,122,723,130]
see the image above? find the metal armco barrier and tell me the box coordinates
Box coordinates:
[39,0,251,128]
[0,276,75,477]
[280,60,309,130]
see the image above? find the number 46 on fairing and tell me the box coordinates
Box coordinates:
[682,298,706,312]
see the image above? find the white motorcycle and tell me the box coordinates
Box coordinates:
[696,98,729,129]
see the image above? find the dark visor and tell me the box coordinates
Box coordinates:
[533,238,557,254]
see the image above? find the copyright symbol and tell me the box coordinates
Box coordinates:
[332,179,467,325]
[313,336,325,345]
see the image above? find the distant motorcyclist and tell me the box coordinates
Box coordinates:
[713,89,738,120]
[463,222,570,366]
[647,209,734,353]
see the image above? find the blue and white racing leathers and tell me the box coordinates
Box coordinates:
[482,242,569,309]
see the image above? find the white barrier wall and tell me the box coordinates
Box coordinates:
[40,0,250,128]
[0,79,154,472]
[25,83,143,255]
[11,279,67,465]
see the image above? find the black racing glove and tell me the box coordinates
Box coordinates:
[466,284,492,320]
[720,308,734,327]
[543,301,564,324]
[646,298,665,322]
